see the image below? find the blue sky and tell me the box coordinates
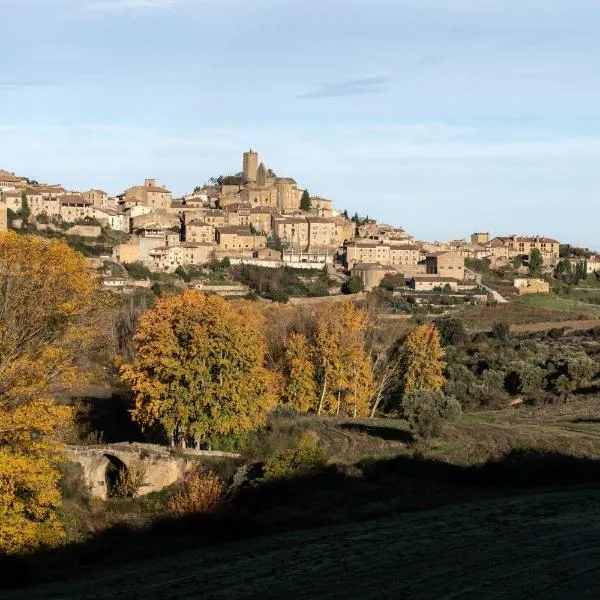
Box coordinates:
[2,0,600,247]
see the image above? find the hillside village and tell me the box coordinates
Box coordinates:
[1,150,598,300]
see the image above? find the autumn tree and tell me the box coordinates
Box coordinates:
[0,232,97,553]
[313,302,375,417]
[121,291,277,448]
[283,333,317,412]
[401,324,446,395]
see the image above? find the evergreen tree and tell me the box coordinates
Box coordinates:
[300,190,311,211]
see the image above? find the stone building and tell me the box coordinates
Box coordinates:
[215,226,266,252]
[59,195,95,222]
[471,232,490,245]
[186,220,216,243]
[425,251,465,280]
[0,170,27,191]
[83,189,109,209]
[489,236,560,260]
[149,242,216,271]
[118,179,172,210]
[410,276,459,292]
[273,216,310,250]
[351,263,397,291]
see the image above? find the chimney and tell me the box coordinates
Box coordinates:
[145,178,156,188]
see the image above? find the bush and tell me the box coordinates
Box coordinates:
[342,276,364,295]
[401,391,461,440]
[271,403,300,419]
[492,322,511,341]
[434,317,467,346]
[262,432,327,480]
[112,462,148,499]
[168,470,224,516]
[125,262,152,280]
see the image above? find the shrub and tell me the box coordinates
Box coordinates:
[262,432,327,480]
[434,317,468,346]
[112,462,148,499]
[168,470,224,516]
[492,322,511,341]
[271,403,300,419]
[401,390,461,440]
[342,276,364,295]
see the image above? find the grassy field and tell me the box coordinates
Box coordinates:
[7,405,600,598]
[8,486,600,599]
[460,300,593,331]
[516,293,600,316]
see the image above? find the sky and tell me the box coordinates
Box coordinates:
[2,0,600,247]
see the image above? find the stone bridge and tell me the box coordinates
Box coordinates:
[67,442,241,500]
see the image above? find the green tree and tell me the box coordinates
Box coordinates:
[528,248,544,275]
[342,276,364,294]
[300,190,311,211]
[20,191,30,225]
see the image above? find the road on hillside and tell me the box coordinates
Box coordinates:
[8,488,600,600]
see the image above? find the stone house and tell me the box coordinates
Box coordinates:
[345,241,391,269]
[112,243,140,264]
[83,189,109,209]
[273,216,309,250]
[119,179,172,210]
[410,276,459,292]
[0,170,27,191]
[425,251,465,280]
[186,220,216,244]
[59,195,95,222]
[489,236,560,260]
[389,244,422,268]
[216,226,266,252]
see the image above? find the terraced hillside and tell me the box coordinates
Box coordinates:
[8,488,600,599]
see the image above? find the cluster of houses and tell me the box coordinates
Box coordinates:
[1,155,584,297]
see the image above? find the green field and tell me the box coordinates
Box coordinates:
[516,293,600,316]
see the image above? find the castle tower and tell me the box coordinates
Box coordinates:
[257,162,267,187]
[243,149,258,185]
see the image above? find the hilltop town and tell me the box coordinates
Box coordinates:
[3,148,595,303]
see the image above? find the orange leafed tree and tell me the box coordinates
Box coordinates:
[121,291,277,447]
[0,232,96,554]
[401,324,446,395]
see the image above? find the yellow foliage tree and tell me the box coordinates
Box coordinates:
[0,232,96,554]
[313,302,375,417]
[121,291,277,447]
[401,324,446,395]
[283,333,317,412]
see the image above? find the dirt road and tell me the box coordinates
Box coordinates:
[8,488,600,599]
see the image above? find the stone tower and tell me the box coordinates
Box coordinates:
[257,162,267,187]
[243,149,258,185]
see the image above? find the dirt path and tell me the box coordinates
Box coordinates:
[9,488,600,599]
[510,319,600,334]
